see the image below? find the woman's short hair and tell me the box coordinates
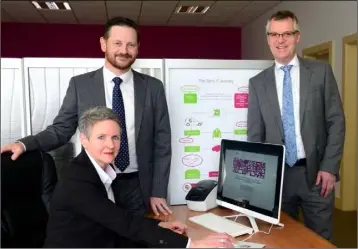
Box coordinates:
[78,106,121,137]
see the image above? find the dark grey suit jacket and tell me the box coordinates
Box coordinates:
[20,68,171,208]
[247,57,345,187]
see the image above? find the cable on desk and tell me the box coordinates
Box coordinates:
[224,215,284,242]
[237,223,274,242]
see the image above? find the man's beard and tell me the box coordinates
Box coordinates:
[106,52,136,71]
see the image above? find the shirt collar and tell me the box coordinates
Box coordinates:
[275,54,299,71]
[85,150,116,185]
[103,65,133,85]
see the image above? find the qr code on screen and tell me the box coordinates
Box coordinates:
[232,158,266,179]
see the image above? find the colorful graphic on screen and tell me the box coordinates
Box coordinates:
[232,158,266,179]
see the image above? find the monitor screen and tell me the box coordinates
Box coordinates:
[217,139,285,223]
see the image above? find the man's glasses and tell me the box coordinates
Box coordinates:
[267,31,298,39]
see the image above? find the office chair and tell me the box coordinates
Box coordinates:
[1,150,58,248]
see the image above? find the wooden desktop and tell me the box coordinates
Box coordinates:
[149,205,335,248]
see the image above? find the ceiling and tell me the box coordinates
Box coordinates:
[1,1,281,27]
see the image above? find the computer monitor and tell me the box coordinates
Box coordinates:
[216,139,285,230]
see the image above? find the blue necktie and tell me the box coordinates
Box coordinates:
[112,77,130,171]
[281,65,297,167]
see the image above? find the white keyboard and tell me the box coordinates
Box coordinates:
[189,213,254,237]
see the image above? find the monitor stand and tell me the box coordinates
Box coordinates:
[224,213,259,233]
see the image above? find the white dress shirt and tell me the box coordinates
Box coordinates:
[103,66,139,173]
[274,54,306,159]
[85,150,117,203]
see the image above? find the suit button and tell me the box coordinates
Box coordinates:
[159,240,164,244]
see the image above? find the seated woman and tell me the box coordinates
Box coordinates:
[44,106,234,248]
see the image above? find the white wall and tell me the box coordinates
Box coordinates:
[242,1,357,92]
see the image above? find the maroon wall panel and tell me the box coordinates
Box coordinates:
[1,22,241,59]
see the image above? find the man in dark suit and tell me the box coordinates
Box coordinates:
[1,17,171,216]
[44,106,235,248]
[247,11,345,241]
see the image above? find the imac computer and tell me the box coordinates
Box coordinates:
[189,139,285,237]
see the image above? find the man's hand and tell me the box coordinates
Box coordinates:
[315,170,336,197]
[158,220,187,234]
[0,142,25,160]
[150,197,172,216]
[189,233,236,248]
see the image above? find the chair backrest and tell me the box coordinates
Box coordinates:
[1,150,58,248]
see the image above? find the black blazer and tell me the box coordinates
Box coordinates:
[44,150,187,248]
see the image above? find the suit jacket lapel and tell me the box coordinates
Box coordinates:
[265,65,284,138]
[298,57,312,128]
[133,70,146,141]
[77,150,108,196]
[89,68,106,106]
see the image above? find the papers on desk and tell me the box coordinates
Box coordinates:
[235,241,265,248]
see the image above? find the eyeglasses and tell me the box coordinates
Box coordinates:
[267,31,298,39]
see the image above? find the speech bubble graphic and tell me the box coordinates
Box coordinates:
[180,85,200,93]
[236,121,247,128]
[182,154,203,167]
[179,137,194,143]
[238,86,249,93]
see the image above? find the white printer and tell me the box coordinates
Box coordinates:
[185,180,218,212]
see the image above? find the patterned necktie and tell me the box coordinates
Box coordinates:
[281,65,297,167]
[112,77,130,171]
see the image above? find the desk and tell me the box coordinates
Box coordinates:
[149,205,335,248]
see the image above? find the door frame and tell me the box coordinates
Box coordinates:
[338,33,357,211]
[302,41,333,66]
